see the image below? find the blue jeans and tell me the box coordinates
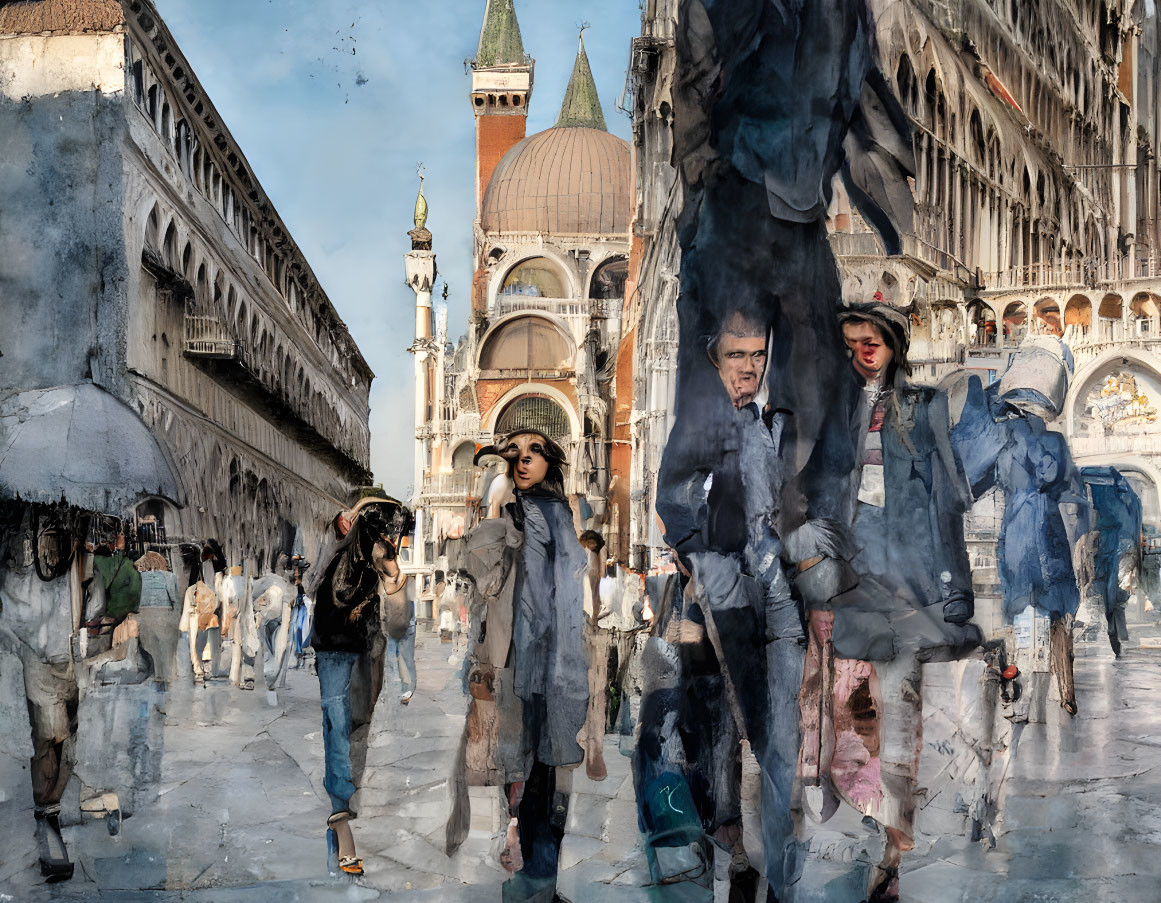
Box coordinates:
[317,650,358,814]
[387,621,416,694]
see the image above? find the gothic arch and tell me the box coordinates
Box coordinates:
[144,203,161,252]
[1064,294,1092,330]
[162,220,178,270]
[1131,292,1161,319]
[1098,293,1124,320]
[588,255,629,300]
[1002,300,1028,342]
[966,298,998,346]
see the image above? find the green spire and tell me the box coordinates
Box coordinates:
[414,175,428,231]
[556,34,606,131]
[475,0,526,68]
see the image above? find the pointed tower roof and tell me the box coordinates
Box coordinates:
[556,34,606,131]
[414,175,429,231]
[475,0,526,69]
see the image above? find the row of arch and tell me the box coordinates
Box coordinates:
[142,200,367,462]
[885,8,1123,275]
[965,290,1161,344]
[127,40,363,390]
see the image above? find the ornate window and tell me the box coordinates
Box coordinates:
[495,395,571,440]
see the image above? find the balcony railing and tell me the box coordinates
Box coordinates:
[1071,433,1161,458]
[184,314,242,361]
[980,258,1131,291]
[829,229,977,286]
[492,296,591,320]
[420,473,477,501]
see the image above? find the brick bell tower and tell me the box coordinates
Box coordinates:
[471,0,533,216]
[470,1,532,315]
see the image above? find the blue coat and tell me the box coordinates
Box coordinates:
[952,377,1087,621]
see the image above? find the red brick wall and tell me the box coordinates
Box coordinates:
[610,326,636,566]
[476,114,528,215]
[477,377,578,430]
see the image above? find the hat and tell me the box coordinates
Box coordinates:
[134,551,170,572]
[998,335,1073,420]
[473,431,568,469]
[838,301,913,376]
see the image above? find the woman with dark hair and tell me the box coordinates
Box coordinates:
[445,431,589,902]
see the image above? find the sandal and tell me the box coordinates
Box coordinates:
[327,811,364,876]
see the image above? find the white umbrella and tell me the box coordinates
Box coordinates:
[0,382,183,516]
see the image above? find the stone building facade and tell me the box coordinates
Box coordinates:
[408,0,631,608]
[0,0,373,873]
[623,0,1161,607]
[0,0,373,568]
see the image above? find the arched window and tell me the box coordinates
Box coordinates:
[1099,293,1123,320]
[131,59,145,106]
[451,442,476,472]
[924,69,938,130]
[162,221,177,269]
[146,84,159,121]
[1131,293,1159,336]
[479,316,573,370]
[1002,301,1027,343]
[589,256,628,300]
[969,110,985,165]
[499,258,567,299]
[175,119,192,177]
[495,395,571,440]
[967,299,997,346]
[1065,295,1092,332]
[1131,292,1160,319]
[144,205,160,252]
[1033,298,1062,336]
[896,55,916,114]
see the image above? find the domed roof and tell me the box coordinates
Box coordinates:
[481,126,631,236]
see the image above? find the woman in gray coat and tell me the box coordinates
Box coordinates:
[445,430,588,903]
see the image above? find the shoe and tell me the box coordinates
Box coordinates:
[35,807,74,882]
[401,690,414,705]
[327,811,363,876]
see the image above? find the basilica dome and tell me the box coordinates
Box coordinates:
[480,126,631,236]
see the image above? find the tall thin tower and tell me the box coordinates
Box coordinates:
[405,175,436,566]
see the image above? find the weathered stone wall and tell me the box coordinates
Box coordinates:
[0,33,130,397]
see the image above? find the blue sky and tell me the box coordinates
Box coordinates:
[153,1,640,499]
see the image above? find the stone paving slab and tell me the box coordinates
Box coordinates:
[5,631,1161,901]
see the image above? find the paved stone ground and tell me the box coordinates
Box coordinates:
[2,627,1161,902]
